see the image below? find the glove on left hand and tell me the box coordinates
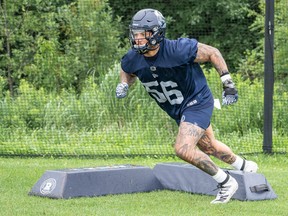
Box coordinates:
[221,73,238,105]
[222,87,238,105]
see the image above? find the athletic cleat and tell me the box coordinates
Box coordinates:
[241,160,258,173]
[211,175,238,204]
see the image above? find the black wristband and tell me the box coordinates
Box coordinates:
[220,71,230,77]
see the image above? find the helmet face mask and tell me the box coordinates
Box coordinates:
[129,29,154,54]
[129,9,166,54]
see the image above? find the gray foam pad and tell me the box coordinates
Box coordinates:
[29,164,163,199]
[153,162,277,201]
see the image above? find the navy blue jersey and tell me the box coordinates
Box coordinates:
[121,38,214,121]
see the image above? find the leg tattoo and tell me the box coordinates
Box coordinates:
[175,122,218,176]
[198,134,236,164]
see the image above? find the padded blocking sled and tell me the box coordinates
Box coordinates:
[153,162,277,201]
[29,164,163,199]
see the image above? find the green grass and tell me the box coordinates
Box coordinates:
[1,154,287,216]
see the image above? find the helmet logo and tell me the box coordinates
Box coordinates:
[150,39,156,45]
[152,27,158,32]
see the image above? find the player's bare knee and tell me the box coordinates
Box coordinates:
[174,142,196,162]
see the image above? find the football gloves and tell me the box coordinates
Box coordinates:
[221,73,238,105]
[116,82,129,98]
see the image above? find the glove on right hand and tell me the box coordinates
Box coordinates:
[116,82,129,98]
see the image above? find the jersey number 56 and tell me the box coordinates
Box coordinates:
[142,81,184,105]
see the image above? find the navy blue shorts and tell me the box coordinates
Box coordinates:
[176,101,214,130]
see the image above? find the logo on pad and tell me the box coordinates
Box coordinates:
[40,178,57,195]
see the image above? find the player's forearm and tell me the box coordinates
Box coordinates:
[209,49,229,76]
[120,70,137,86]
[116,70,136,99]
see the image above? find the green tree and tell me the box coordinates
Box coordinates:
[0,0,123,95]
[238,0,288,84]
[0,0,68,95]
[274,0,288,80]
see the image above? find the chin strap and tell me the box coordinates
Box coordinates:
[135,43,160,55]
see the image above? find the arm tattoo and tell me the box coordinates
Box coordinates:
[211,51,228,76]
[195,44,210,63]
[195,43,211,63]
[196,43,229,76]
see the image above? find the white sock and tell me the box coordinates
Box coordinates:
[212,169,228,184]
[231,155,244,170]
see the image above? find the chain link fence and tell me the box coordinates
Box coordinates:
[0,0,287,157]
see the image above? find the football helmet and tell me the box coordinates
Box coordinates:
[129,9,166,54]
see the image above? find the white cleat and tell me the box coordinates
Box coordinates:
[211,176,238,204]
[241,160,258,173]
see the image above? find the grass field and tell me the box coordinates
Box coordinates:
[1,154,287,216]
